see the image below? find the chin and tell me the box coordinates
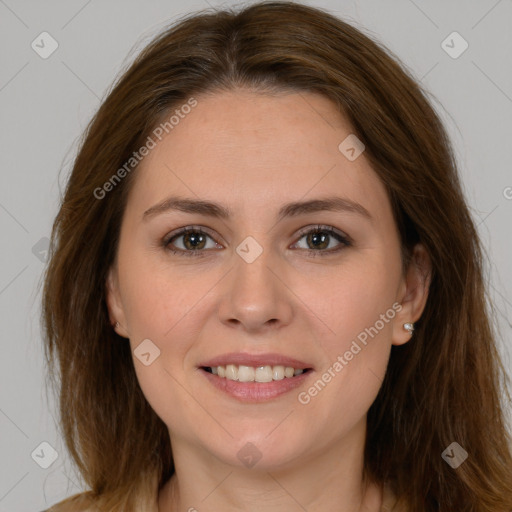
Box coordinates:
[203,431,311,472]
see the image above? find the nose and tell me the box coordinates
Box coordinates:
[217,243,294,334]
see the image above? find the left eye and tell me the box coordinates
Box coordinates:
[292,226,351,254]
[163,225,351,257]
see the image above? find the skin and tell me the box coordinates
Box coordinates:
[106,89,431,511]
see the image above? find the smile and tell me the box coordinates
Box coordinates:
[199,365,313,402]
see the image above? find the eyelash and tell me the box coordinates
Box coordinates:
[162,224,352,258]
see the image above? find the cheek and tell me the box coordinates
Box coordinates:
[121,257,216,406]
[120,250,202,336]
[298,258,399,417]
[123,266,206,431]
[313,256,400,345]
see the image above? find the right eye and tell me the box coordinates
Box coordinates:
[163,226,222,257]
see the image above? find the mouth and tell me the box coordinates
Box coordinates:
[197,352,314,402]
[198,355,314,402]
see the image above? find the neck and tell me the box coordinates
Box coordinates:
[158,416,383,512]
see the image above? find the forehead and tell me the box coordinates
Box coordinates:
[125,89,391,224]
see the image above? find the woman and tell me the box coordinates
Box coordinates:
[41,1,512,510]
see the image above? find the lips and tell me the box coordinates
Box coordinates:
[198,352,314,370]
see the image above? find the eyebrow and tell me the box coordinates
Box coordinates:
[142,195,372,223]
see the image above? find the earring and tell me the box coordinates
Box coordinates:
[403,322,414,335]
[114,321,119,329]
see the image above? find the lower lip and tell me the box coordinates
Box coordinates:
[199,368,313,402]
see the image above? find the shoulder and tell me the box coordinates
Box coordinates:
[42,488,160,512]
[42,492,98,512]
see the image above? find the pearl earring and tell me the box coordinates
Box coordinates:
[403,322,414,335]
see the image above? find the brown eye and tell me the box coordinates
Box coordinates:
[293,225,351,256]
[163,224,351,258]
[164,227,221,257]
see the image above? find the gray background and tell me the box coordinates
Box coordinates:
[0,0,511,510]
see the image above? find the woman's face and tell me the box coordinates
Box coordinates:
[107,89,429,470]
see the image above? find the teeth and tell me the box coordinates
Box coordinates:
[225,364,238,380]
[206,364,307,382]
[238,365,255,382]
[273,365,285,380]
[255,366,273,382]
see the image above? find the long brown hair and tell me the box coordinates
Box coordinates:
[41,2,512,510]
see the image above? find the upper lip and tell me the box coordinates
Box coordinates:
[199,352,314,370]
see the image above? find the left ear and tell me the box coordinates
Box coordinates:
[392,243,432,346]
